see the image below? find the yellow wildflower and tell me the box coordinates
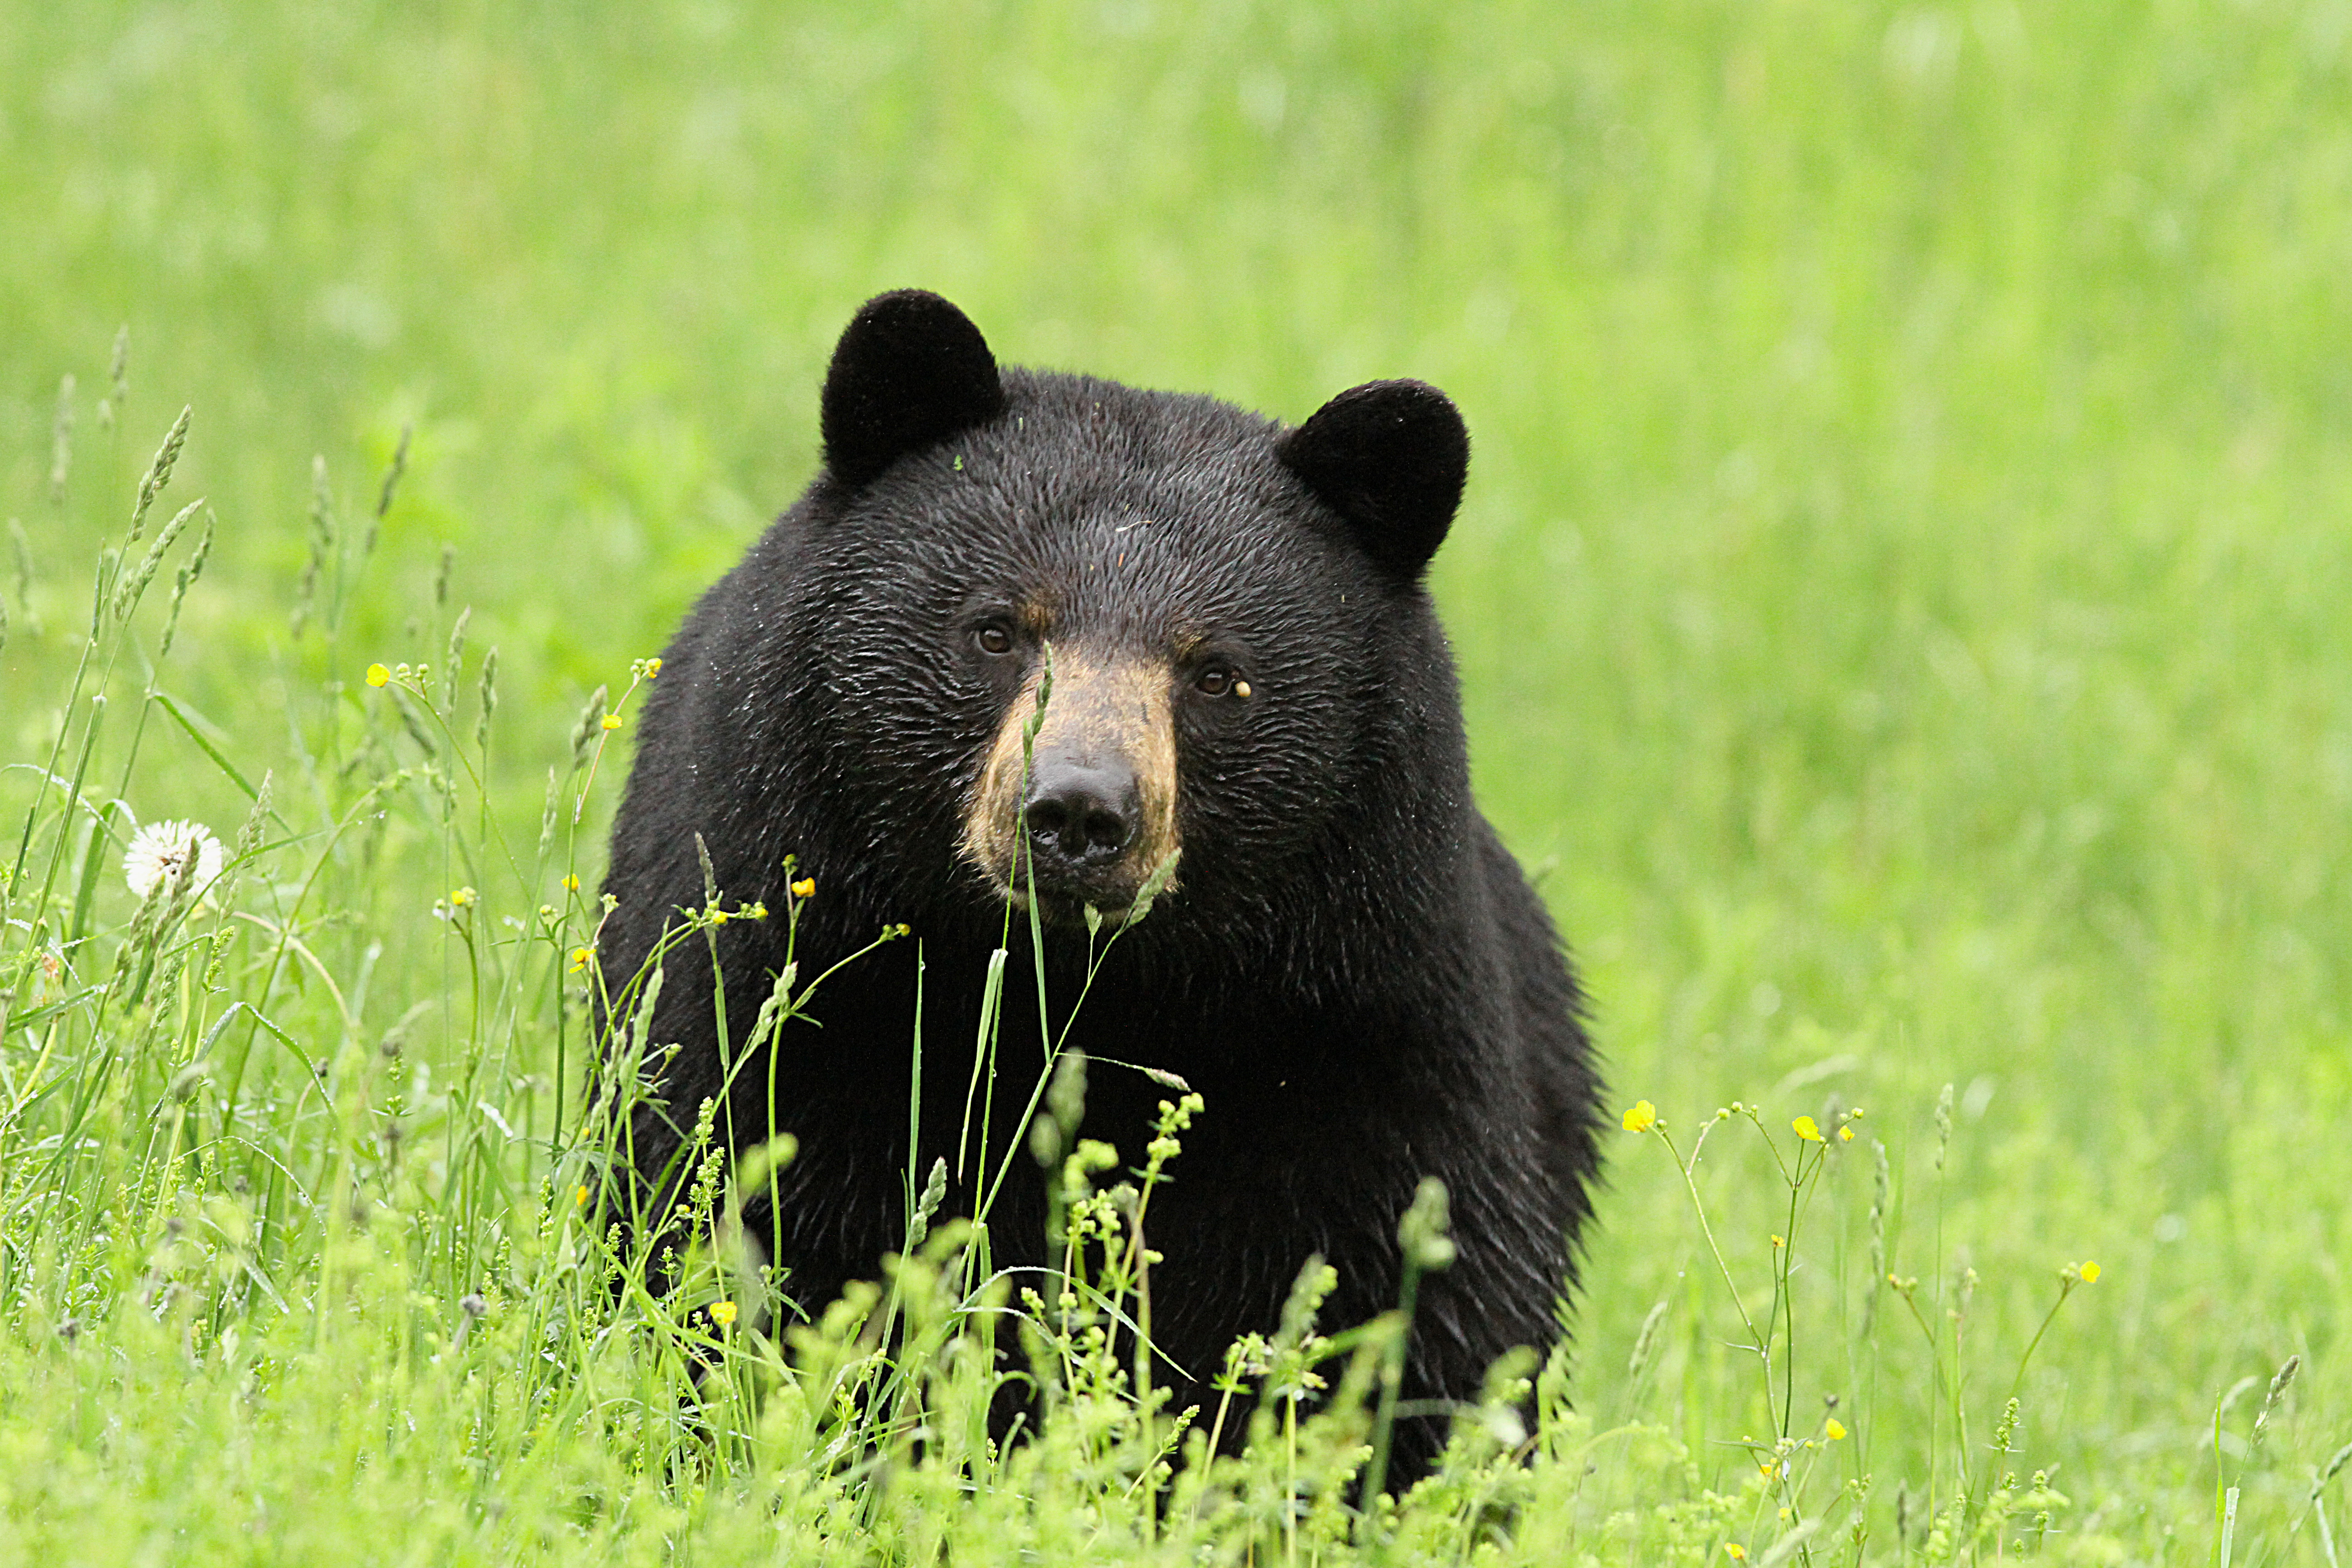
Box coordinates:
[1793,1115,1823,1143]
[568,946,593,973]
[562,873,580,891]
[1838,1124,1854,1142]
[1621,1099,1657,1133]
[2078,1260,2102,1284]
[449,886,476,908]
[601,713,623,731]
[644,657,662,678]
[1771,1235,1785,1248]
[1726,1544,1748,1560]
[1826,1417,1847,1441]
[791,876,817,899]
[709,1300,738,1328]
[365,662,390,688]
[573,1184,589,1207]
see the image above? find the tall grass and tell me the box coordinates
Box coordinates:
[0,392,2333,1563]
[0,415,1592,1560]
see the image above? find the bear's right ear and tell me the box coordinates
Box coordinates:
[1277,379,1470,581]
[820,290,1006,489]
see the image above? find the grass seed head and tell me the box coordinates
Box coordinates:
[370,424,410,555]
[49,373,74,503]
[1627,1298,1668,1380]
[569,683,610,766]
[8,518,32,606]
[442,604,470,707]
[475,645,498,750]
[113,496,201,623]
[2313,1441,2352,1497]
[2251,1354,2300,1455]
[157,506,216,657]
[98,324,128,430]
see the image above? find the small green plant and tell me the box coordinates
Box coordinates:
[1613,1091,2128,1563]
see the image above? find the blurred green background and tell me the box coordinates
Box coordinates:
[5,0,2350,1539]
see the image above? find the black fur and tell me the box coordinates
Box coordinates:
[600,291,1604,1480]
[820,289,1006,488]
[1277,378,1470,581]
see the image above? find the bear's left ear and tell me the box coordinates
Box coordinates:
[821,289,1007,489]
[1277,379,1469,581]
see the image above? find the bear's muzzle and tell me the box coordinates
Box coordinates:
[960,647,1180,920]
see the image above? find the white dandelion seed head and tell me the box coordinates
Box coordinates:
[123,819,226,902]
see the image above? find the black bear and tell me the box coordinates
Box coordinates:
[598,289,1604,1477]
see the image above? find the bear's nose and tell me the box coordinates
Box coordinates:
[1021,759,1140,869]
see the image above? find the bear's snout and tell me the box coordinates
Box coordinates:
[1022,755,1142,869]
[959,645,1181,918]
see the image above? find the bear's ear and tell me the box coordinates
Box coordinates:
[1277,379,1469,581]
[820,290,1006,488]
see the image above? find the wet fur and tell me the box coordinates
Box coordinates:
[600,344,1605,1480]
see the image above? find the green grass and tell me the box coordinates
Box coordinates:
[4,0,2351,1560]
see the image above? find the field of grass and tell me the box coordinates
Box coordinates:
[4,1,2350,1560]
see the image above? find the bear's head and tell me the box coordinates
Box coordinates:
[779,289,1472,935]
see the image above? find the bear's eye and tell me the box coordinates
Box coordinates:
[1195,667,1234,697]
[974,625,1014,656]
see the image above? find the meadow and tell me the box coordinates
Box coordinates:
[2,1,2349,1560]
